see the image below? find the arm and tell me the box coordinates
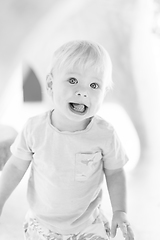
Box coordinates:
[104,168,127,213]
[0,155,31,215]
[104,168,134,239]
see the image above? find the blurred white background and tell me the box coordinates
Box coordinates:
[0,0,160,239]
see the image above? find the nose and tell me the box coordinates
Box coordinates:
[75,90,88,98]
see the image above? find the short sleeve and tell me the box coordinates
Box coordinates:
[103,128,129,170]
[10,120,33,161]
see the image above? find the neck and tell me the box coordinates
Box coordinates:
[50,110,92,132]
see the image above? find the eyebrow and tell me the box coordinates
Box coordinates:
[66,71,80,75]
[66,71,102,82]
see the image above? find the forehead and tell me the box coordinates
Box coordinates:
[55,54,107,78]
[64,65,105,80]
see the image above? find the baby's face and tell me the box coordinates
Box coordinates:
[49,65,108,127]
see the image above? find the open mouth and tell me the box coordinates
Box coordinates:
[69,103,88,114]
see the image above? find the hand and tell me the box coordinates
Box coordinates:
[111,211,134,239]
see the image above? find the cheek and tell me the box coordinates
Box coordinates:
[91,91,103,102]
[54,85,72,101]
[63,85,74,96]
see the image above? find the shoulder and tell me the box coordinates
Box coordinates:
[27,111,49,124]
[24,111,50,133]
[86,115,119,151]
[93,115,115,133]
[89,115,116,143]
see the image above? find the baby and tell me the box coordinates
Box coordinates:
[0,40,134,240]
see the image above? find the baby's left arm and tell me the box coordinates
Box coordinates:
[104,168,134,239]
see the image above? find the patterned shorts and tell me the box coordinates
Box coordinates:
[23,213,110,240]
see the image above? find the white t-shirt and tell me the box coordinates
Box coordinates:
[11,110,128,234]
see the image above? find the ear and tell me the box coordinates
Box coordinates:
[46,73,53,97]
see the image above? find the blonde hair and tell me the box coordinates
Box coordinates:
[49,40,113,89]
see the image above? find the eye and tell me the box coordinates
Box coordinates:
[68,78,78,84]
[90,82,99,89]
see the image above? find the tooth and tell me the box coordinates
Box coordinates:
[73,104,85,112]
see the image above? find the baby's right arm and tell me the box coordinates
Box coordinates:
[0,155,31,216]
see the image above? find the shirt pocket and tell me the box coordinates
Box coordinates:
[75,151,102,181]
